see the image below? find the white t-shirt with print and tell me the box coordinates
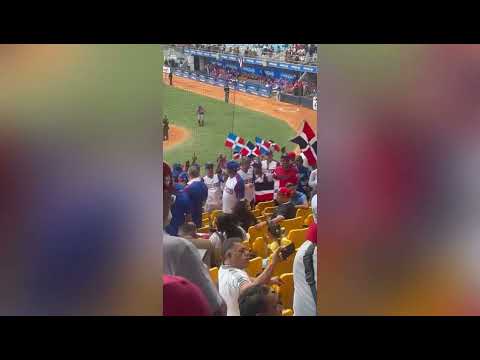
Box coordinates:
[222,175,244,214]
[219,265,252,316]
[203,174,222,208]
[261,160,278,174]
[237,168,254,203]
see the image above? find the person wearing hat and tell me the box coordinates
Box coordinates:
[261,150,278,175]
[177,172,189,191]
[273,152,299,191]
[203,162,223,213]
[222,160,245,215]
[286,182,309,210]
[171,163,183,184]
[253,160,275,204]
[163,162,226,316]
[163,274,212,316]
[255,187,296,230]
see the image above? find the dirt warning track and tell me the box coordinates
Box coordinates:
[164,76,317,132]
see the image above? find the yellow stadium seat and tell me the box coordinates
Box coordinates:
[209,267,218,285]
[296,207,312,221]
[280,217,304,237]
[288,228,308,249]
[242,239,251,249]
[256,215,266,223]
[263,206,277,217]
[197,226,210,234]
[202,212,210,221]
[210,209,223,224]
[267,237,291,255]
[252,237,268,259]
[252,209,262,217]
[246,257,263,278]
[282,309,293,316]
[255,200,275,212]
[304,214,314,226]
[202,218,210,227]
[248,225,267,247]
[279,273,294,309]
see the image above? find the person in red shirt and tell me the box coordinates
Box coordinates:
[274,152,299,188]
[163,275,212,316]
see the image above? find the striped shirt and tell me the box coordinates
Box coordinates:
[219,265,251,316]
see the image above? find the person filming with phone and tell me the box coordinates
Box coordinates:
[218,237,287,316]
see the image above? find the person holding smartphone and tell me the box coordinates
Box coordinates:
[218,237,284,316]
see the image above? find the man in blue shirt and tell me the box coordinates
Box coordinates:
[295,156,311,199]
[165,183,191,236]
[287,182,309,210]
[184,164,208,228]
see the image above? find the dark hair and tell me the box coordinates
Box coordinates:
[178,222,197,237]
[232,200,257,232]
[267,220,282,240]
[216,213,244,239]
[238,285,270,316]
[221,237,242,259]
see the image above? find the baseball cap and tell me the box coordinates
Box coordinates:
[163,275,211,316]
[226,160,240,171]
[278,187,292,198]
[178,172,189,183]
[287,152,296,160]
[163,162,174,193]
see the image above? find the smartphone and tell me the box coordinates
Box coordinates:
[280,242,295,260]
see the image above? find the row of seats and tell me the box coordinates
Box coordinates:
[205,200,313,315]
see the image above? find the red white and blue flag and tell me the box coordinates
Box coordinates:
[241,141,261,158]
[290,120,317,166]
[225,132,246,152]
[255,137,272,155]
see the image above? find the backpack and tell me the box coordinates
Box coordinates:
[303,242,317,306]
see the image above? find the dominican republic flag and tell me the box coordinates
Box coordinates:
[269,140,281,152]
[241,141,260,158]
[225,133,246,152]
[290,120,317,166]
[255,137,272,155]
[232,151,241,160]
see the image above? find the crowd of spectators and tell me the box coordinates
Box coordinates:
[176,44,317,65]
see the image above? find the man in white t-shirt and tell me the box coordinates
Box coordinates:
[203,162,223,212]
[222,161,245,214]
[218,237,283,316]
[237,157,255,207]
[261,151,278,175]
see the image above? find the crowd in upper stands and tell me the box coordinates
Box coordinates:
[175,44,317,65]
[163,147,318,316]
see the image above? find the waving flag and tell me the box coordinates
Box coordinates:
[290,120,317,166]
[232,151,241,160]
[225,133,245,151]
[255,137,272,155]
[241,141,260,158]
[269,140,281,152]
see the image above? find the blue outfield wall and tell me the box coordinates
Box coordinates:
[174,69,273,98]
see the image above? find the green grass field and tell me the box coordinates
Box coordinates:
[162,83,295,166]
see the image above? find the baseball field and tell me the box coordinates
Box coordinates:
[162,75,317,167]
